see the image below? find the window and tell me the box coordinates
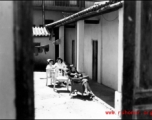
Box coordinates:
[55,0,69,6]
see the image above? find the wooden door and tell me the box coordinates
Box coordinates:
[92,40,98,82]
[72,40,76,66]
[54,27,59,60]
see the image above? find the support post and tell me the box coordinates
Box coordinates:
[76,20,84,72]
[115,7,124,117]
[59,26,64,60]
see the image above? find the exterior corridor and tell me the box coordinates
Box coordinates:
[34,72,119,119]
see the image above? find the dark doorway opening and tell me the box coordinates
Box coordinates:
[72,40,76,66]
[54,27,59,60]
[92,40,98,82]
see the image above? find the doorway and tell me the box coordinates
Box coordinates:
[72,40,76,66]
[92,40,98,82]
[54,27,59,60]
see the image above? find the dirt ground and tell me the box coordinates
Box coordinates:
[34,72,119,119]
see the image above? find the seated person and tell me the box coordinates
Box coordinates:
[68,66,95,99]
[53,57,68,76]
[53,58,68,86]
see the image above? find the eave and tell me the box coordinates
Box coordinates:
[45,1,123,29]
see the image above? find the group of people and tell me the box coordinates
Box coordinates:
[46,57,95,99]
[46,57,67,73]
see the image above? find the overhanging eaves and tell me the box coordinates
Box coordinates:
[45,1,124,29]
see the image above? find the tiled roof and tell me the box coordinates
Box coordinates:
[45,1,123,28]
[32,26,50,37]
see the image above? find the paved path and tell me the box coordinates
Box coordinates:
[34,72,120,119]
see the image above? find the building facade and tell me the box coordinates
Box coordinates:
[1,1,152,119]
[33,0,95,71]
[45,0,123,112]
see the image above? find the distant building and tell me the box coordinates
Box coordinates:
[33,0,95,71]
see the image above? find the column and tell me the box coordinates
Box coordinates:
[14,1,34,119]
[76,20,84,72]
[115,7,123,117]
[59,26,64,60]
[122,1,136,119]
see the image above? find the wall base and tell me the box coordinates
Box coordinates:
[115,91,122,118]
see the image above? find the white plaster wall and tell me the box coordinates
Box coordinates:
[84,23,101,79]
[83,11,118,91]
[0,1,16,119]
[59,26,65,60]
[34,37,55,66]
[65,28,76,65]
[60,11,119,91]
[77,20,84,72]
[100,11,118,90]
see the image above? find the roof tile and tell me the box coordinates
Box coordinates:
[32,26,50,37]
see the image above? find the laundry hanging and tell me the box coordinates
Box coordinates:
[34,47,38,56]
[41,44,49,54]
[34,42,41,46]
[44,44,49,54]
[35,46,43,53]
[38,47,43,53]
[34,44,49,55]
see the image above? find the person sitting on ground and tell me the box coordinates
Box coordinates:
[68,65,95,99]
[46,59,55,85]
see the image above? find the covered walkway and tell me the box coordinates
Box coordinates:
[34,72,117,119]
[89,80,115,108]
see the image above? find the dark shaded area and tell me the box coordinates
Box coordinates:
[89,80,115,107]
[135,97,152,105]
[57,90,70,93]
[14,1,34,119]
[72,40,76,66]
[85,20,100,24]
[45,19,54,24]
[140,1,152,89]
[71,94,94,101]
[122,1,136,119]
[34,42,41,46]
[34,63,46,72]
[71,82,85,94]
[54,27,59,60]
[92,40,98,82]
[65,24,75,28]
[47,84,66,89]
[45,19,54,32]
[135,109,152,119]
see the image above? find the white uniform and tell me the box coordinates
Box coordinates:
[53,62,66,70]
[46,65,54,77]
[46,64,53,70]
